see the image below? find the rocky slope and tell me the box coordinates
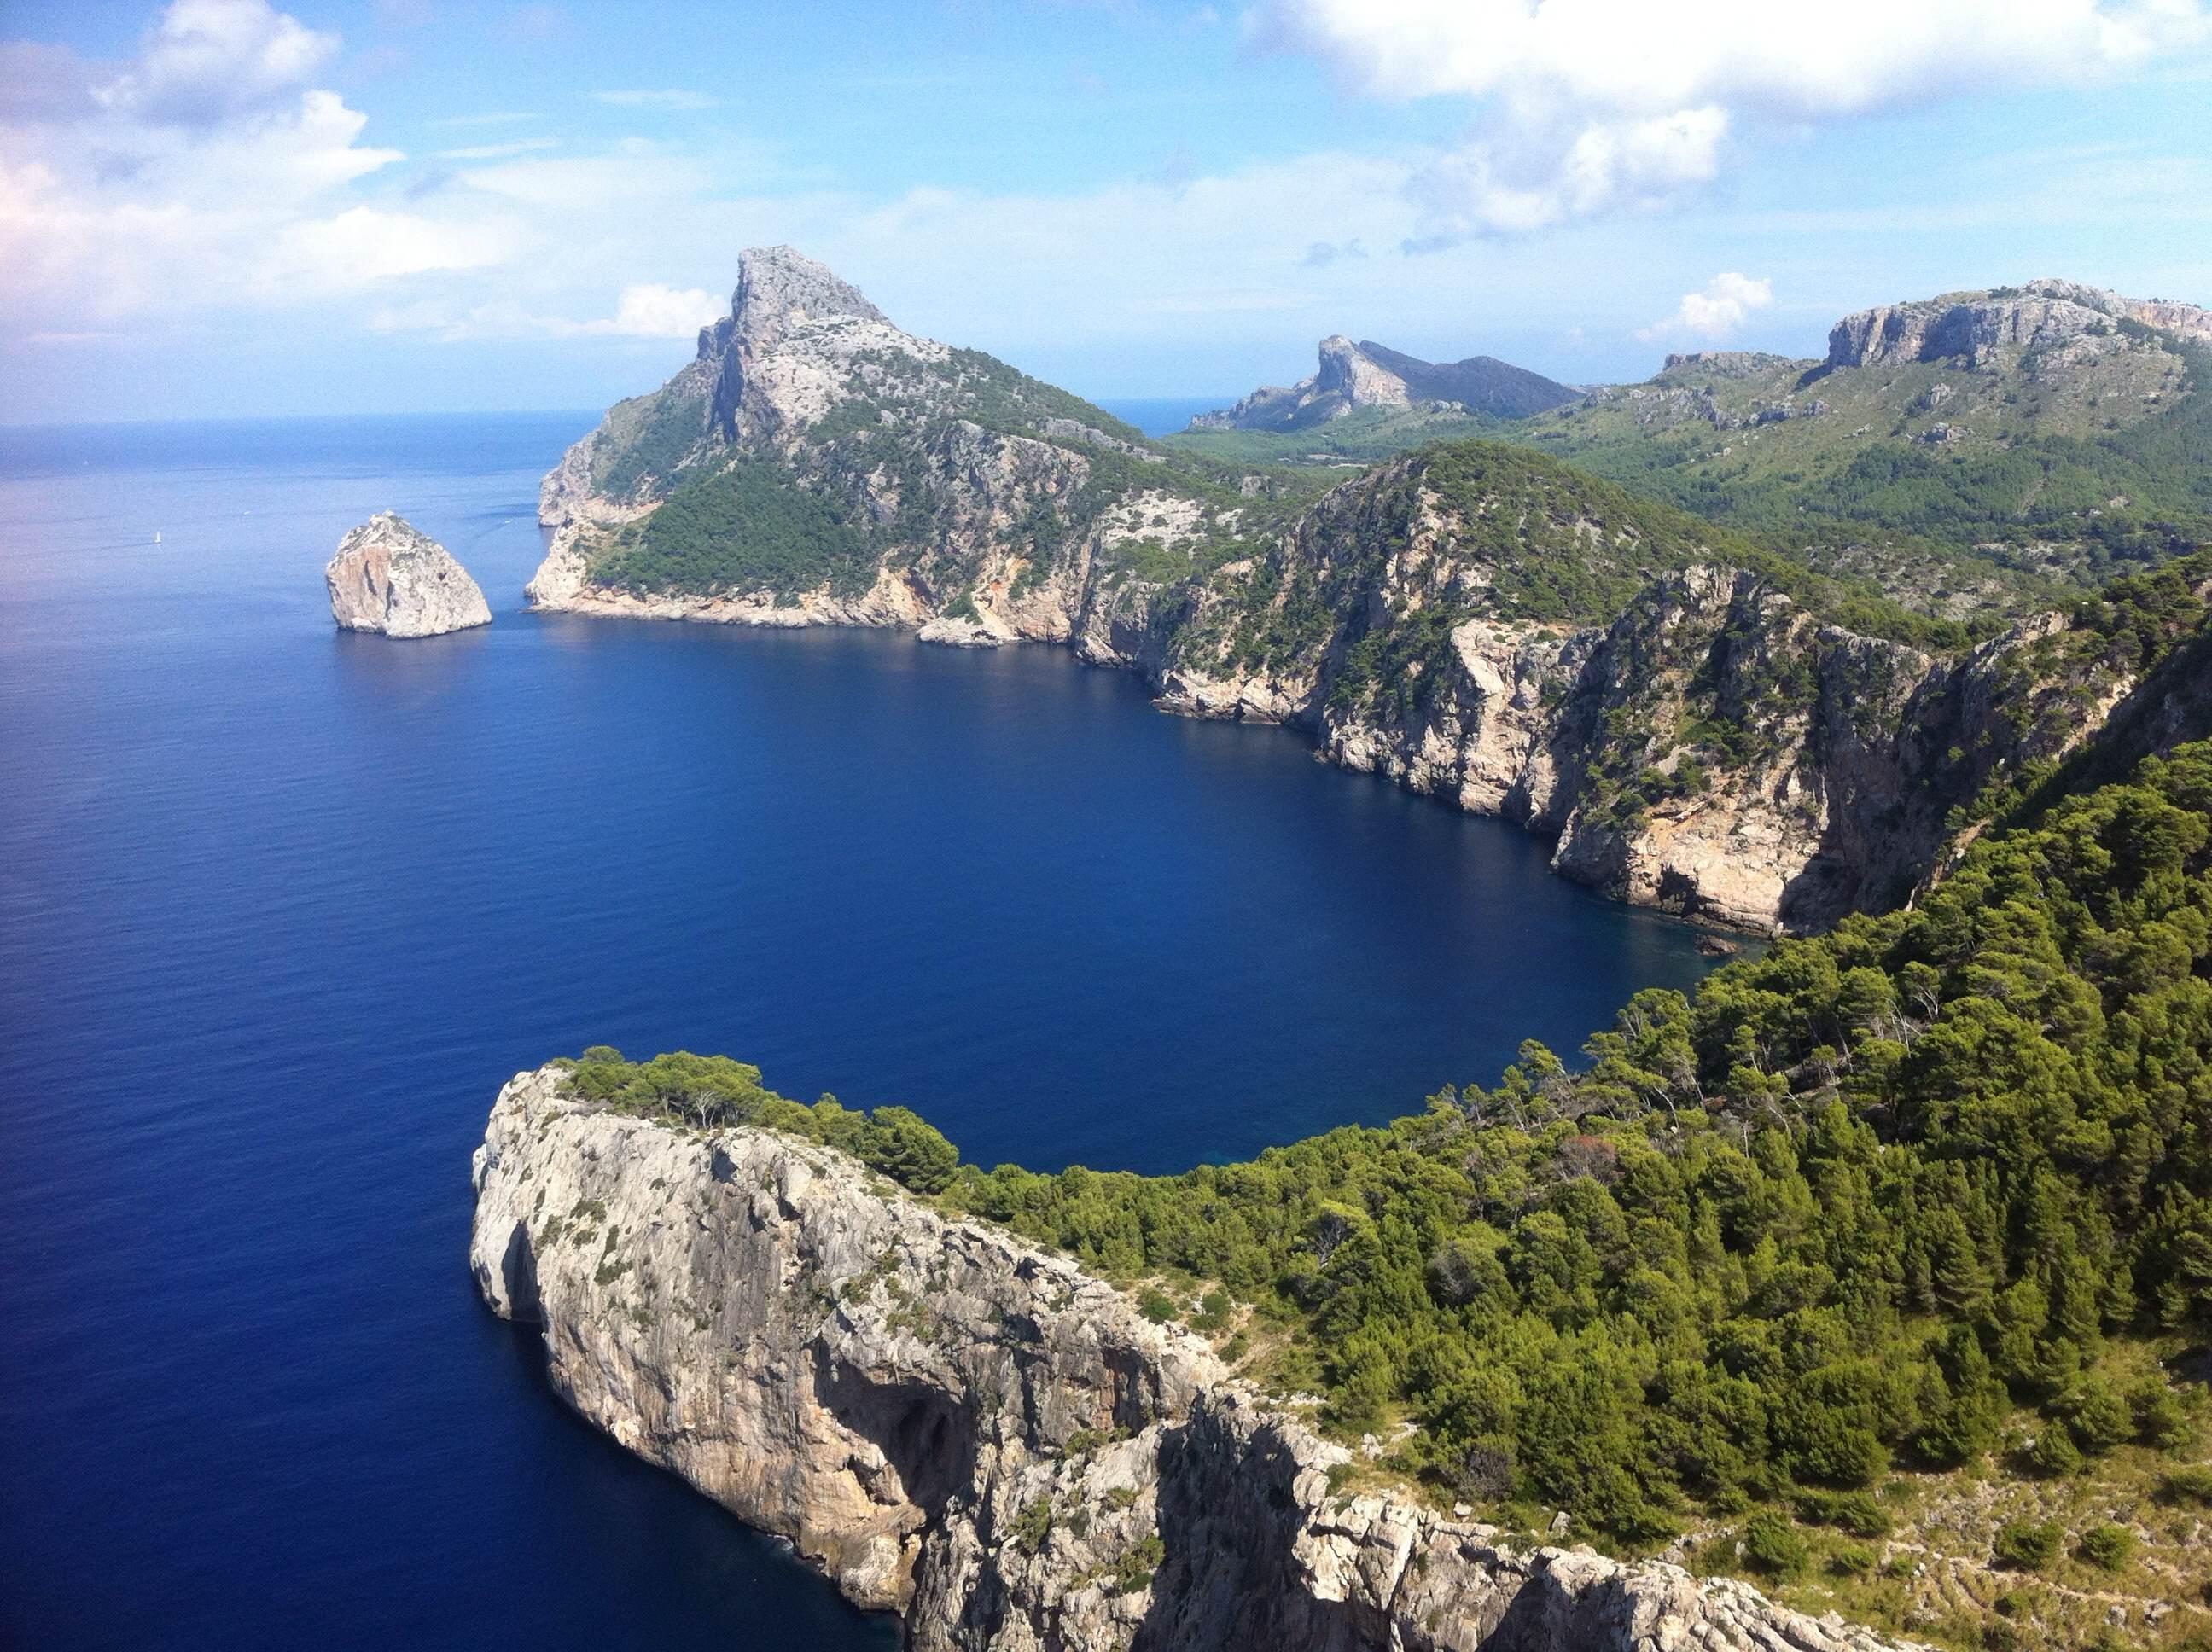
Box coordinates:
[526,252,2209,933]
[471,1064,1924,1652]
[1135,448,2206,931]
[325,511,491,637]
[1191,337,1575,432]
[1519,277,2210,576]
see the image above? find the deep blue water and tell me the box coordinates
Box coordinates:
[0,414,1714,1650]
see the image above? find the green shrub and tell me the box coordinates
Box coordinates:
[2076,1524,2135,1572]
[2130,1379,2197,1451]
[1828,1543,1877,1576]
[2157,1465,2212,1506]
[1007,1496,1052,1552]
[1992,1520,2062,1571]
[1110,1534,1164,1594]
[1796,1488,1892,1538]
[2027,1427,2083,1477]
[1136,1288,1179,1324]
[1740,1513,1808,1578]
[854,1106,959,1194]
[2058,1381,2134,1456]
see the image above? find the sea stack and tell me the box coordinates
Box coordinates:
[325,512,492,637]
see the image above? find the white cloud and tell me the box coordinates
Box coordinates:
[0,1,522,333]
[1258,0,2208,113]
[1637,272,1775,341]
[1254,0,2212,236]
[370,282,723,340]
[265,206,514,290]
[592,89,720,110]
[100,0,338,126]
[593,282,722,336]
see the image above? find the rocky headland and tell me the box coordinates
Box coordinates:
[470,1064,1925,1652]
[326,511,491,637]
[1190,337,1578,432]
[522,251,2212,933]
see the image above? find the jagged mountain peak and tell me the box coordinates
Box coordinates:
[696,246,894,364]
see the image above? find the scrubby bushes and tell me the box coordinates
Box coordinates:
[568,738,2212,1549]
[557,1048,959,1194]
[940,741,2212,1540]
[1993,1521,2063,1571]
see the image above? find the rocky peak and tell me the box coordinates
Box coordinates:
[696,244,892,364]
[1314,334,1412,412]
[1196,339,1575,431]
[1658,350,1797,378]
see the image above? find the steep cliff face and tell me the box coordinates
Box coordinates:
[527,249,2207,933]
[471,1066,1924,1652]
[325,511,491,637]
[1828,278,2212,369]
[1135,448,2179,932]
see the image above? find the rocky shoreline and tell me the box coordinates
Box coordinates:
[517,250,2212,937]
[471,1065,1926,1652]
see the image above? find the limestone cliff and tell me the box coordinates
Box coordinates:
[1827,278,2212,370]
[471,1065,1924,1652]
[525,251,2209,934]
[325,511,491,638]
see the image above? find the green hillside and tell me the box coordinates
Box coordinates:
[1522,339,2212,580]
[565,724,2212,1649]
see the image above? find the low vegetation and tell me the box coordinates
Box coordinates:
[589,460,877,600]
[555,1047,960,1194]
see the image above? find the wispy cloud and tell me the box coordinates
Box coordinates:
[591,89,719,110]
[429,110,541,128]
[434,137,557,160]
[370,281,722,340]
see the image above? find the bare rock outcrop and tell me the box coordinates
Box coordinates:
[519,252,2205,934]
[1827,277,2212,369]
[471,1065,1926,1652]
[324,511,490,637]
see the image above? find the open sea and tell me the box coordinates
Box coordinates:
[0,412,1716,1649]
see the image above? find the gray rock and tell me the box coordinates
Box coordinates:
[325,512,490,637]
[471,1067,1930,1652]
[1827,278,2212,369]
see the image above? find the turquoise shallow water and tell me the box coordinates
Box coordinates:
[0,413,1713,1649]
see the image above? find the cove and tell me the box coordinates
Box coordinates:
[0,413,1714,1649]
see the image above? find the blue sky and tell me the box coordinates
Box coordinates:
[3,0,2209,422]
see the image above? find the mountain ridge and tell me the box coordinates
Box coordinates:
[1189,334,1578,433]
[526,249,2212,935]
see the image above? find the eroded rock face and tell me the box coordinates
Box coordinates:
[325,512,491,637]
[470,1066,1927,1652]
[1827,278,2212,369]
[523,253,2209,934]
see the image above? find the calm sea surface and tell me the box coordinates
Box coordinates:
[0,413,1714,1649]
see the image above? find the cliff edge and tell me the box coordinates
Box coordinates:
[470,1064,1923,1652]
